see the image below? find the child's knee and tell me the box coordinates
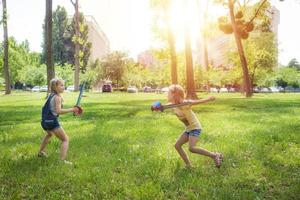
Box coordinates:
[188,146,197,153]
[61,135,69,142]
[64,135,69,142]
[174,143,181,150]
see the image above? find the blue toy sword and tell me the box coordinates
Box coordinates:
[74,82,85,115]
[76,82,85,107]
[151,101,191,112]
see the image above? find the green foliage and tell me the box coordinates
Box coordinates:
[52,6,69,65]
[68,13,92,73]
[123,61,143,87]
[18,65,46,86]
[0,37,41,85]
[276,78,288,89]
[16,62,73,87]
[259,66,300,88]
[99,51,128,86]
[287,58,300,70]
[41,7,91,73]
[55,63,74,87]
[228,32,277,86]
[275,67,300,88]
[81,59,102,89]
[0,77,4,90]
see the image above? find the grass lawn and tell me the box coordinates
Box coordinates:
[0,91,299,199]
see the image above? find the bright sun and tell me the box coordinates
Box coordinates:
[166,0,226,51]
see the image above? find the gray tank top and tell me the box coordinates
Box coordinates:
[49,94,63,116]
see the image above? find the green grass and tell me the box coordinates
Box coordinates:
[0,91,299,199]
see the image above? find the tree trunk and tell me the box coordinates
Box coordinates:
[45,0,55,93]
[167,29,178,84]
[203,2,210,93]
[2,0,11,94]
[185,30,198,99]
[71,0,80,91]
[203,33,210,93]
[229,0,252,97]
[165,11,178,84]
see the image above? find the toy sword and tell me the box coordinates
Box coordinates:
[151,101,191,112]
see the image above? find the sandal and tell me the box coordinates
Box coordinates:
[61,160,73,165]
[37,151,48,158]
[214,153,223,168]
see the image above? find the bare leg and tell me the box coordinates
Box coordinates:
[174,133,191,167]
[52,127,69,160]
[188,136,216,159]
[39,131,53,153]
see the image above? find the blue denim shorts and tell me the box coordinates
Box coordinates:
[41,119,60,131]
[184,129,202,137]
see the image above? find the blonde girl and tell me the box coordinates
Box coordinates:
[38,78,79,164]
[167,84,223,168]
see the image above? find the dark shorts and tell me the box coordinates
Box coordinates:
[184,129,202,137]
[41,119,60,131]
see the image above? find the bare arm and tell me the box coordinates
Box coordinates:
[55,96,76,115]
[189,96,215,106]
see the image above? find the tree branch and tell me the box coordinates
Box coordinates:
[248,0,268,24]
[70,0,75,7]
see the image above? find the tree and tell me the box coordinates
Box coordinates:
[165,5,178,84]
[42,6,91,72]
[184,29,197,99]
[275,67,300,89]
[18,64,46,86]
[52,6,69,65]
[55,63,74,86]
[41,6,69,65]
[217,0,280,97]
[45,0,55,93]
[63,13,91,72]
[183,1,197,99]
[100,51,127,89]
[228,32,277,88]
[228,0,252,97]
[1,0,11,94]
[70,0,80,91]
[201,1,211,92]
[287,58,300,70]
[71,13,91,73]
[122,59,149,88]
[150,0,178,84]
[0,38,39,86]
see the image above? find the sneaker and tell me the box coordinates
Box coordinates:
[61,160,73,165]
[37,151,48,158]
[214,153,223,168]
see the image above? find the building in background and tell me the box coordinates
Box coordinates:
[85,15,110,61]
[269,6,280,41]
[195,34,232,68]
[137,50,155,67]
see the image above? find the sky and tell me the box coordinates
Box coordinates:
[0,0,299,65]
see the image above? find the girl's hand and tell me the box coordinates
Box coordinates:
[73,106,83,115]
[73,106,79,114]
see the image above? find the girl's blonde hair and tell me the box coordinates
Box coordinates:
[50,78,64,94]
[168,84,185,104]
